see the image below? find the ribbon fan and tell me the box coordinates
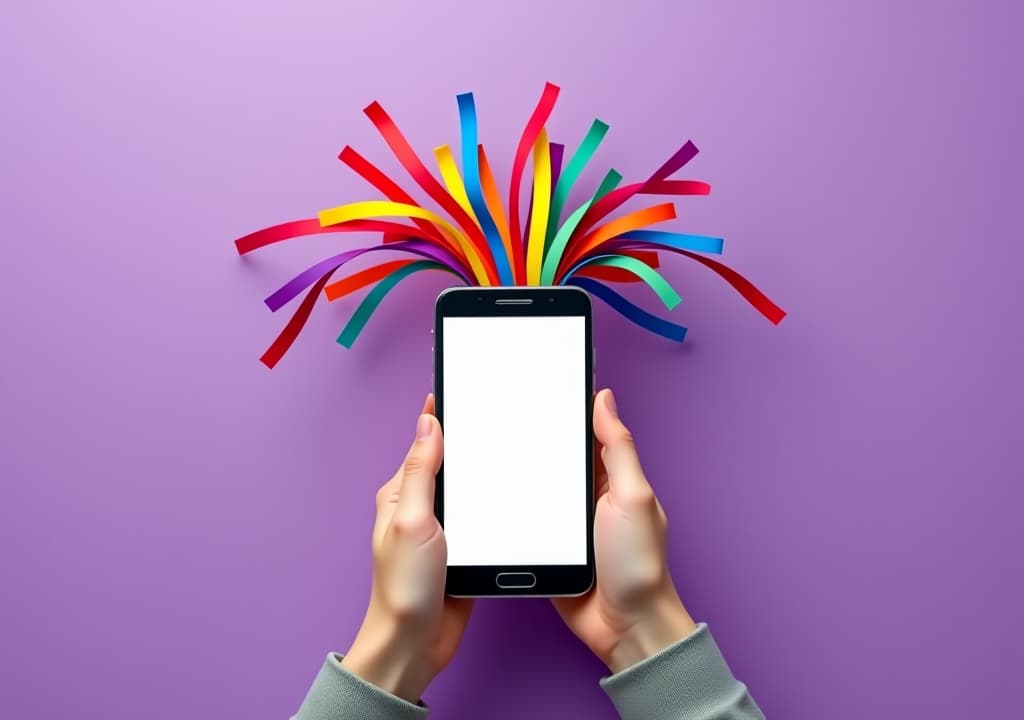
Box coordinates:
[234,82,785,368]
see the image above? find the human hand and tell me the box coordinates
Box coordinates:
[552,388,697,673]
[341,394,472,703]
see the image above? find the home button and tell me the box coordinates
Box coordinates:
[495,572,537,589]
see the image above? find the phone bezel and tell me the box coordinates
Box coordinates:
[433,286,595,597]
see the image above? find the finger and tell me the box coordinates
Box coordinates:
[392,412,443,539]
[373,471,403,542]
[593,389,656,509]
[376,472,402,510]
[593,436,610,499]
[379,393,435,534]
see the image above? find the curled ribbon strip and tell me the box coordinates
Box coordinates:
[324,260,416,302]
[567,277,688,342]
[546,119,609,249]
[575,249,661,283]
[559,141,706,267]
[456,93,514,284]
[337,261,463,348]
[541,168,622,285]
[525,128,552,286]
[363,102,498,284]
[318,201,491,286]
[611,230,724,256]
[549,143,565,198]
[337,146,455,252]
[258,269,338,369]
[561,254,682,310]
[477,145,514,268]
[236,218,446,256]
[234,83,785,366]
[562,203,678,271]
[265,240,469,312]
[434,145,477,222]
[508,82,560,282]
[520,140,562,260]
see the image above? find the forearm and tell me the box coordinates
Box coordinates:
[601,624,764,720]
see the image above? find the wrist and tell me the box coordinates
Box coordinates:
[605,591,697,673]
[341,618,434,703]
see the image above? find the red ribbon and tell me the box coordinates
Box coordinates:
[363,102,498,285]
[508,82,560,283]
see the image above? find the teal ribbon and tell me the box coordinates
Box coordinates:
[561,254,682,310]
[337,261,463,348]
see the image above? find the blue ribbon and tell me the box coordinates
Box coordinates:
[614,230,724,255]
[567,276,688,342]
[456,92,514,285]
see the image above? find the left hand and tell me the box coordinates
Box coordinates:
[341,394,473,703]
[551,389,696,673]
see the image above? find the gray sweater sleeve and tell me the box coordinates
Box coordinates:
[600,623,764,720]
[293,654,428,720]
[293,624,762,720]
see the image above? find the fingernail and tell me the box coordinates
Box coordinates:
[416,414,433,441]
[604,389,618,418]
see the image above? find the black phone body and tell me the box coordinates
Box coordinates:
[434,287,595,597]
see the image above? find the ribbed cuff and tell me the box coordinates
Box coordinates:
[600,623,762,720]
[293,653,429,720]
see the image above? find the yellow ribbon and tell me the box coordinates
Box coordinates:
[433,145,478,223]
[318,200,491,286]
[525,128,551,286]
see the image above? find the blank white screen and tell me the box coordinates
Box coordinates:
[443,316,586,566]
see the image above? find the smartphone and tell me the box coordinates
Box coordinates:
[434,287,595,597]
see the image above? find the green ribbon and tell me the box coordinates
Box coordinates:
[562,254,682,310]
[544,119,610,251]
[541,168,622,285]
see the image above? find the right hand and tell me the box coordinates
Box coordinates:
[552,388,697,673]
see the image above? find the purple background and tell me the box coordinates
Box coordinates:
[2,1,1021,718]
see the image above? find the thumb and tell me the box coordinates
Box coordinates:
[393,413,443,535]
[593,389,655,508]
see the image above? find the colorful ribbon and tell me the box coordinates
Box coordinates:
[561,254,682,310]
[477,145,514,267]
[234,83,785,366]
[362,102,498,285]
[525,128,552,285]
[324,259,416,301]
[508,82,560,282]
[456,93,514,284]
[337,260,463,348]
[317,200,491,286]
[567,277,688,342]
[546,119,609,249]
[265,240,468,312]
